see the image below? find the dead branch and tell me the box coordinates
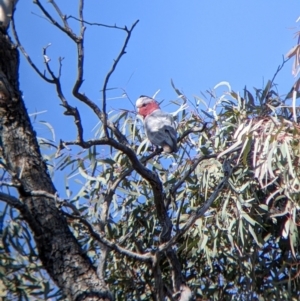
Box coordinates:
[101,19,139,137]
[159,165,231,253]
[34,0,77,42]
[178,122,207,142]
[64,211,154,262]
[66,15,134,31]
[11,18,54,83]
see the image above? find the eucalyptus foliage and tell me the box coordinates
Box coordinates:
[1,79,300,300]
[1,1,300,300]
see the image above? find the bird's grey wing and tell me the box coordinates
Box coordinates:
[146,111,176,131]
[163,125,178,152]
[147,127,177,151]
[151,111,177,127]
[145,114,178,152]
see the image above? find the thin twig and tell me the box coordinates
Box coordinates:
[178,122,207,142]
[11,18,54,83]
[34,0,77,42]
[66,15,133,31]
[13,7,84,142]
[41,44,85,142]
[158,167,231,253]
[42,44,56,78]
[102,19,139,137]
[170,154,216,195]
[64,211,154,262]
[270,56,291,87]
[49,0,70,29]
[0,181,20,188]
[175,196,185,232]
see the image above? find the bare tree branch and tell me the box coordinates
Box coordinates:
[17,188,155,264]
[64,211,154,263]
[41,44,86,142]
[11,18,54,83]
[170,154,216,195]
[159,167,231,253]
[34,0,77,42]
[0,192,43,235]
[16,37,82,147]
[66,15,134,31]
[178,122,207,142]
[49,0,70,29]
[12,11,85,144]
[270,56,291,87]
[33,0,104,128]
[101,19,139,137]
[0,191,23,208]
[64,136,163,193]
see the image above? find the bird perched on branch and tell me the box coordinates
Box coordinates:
[136,95,178,153]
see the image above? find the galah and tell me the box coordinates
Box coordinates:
[136,95,178,153]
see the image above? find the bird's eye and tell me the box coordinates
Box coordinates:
[142,103,147,107]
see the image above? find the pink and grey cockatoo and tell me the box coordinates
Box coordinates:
[136,95,178,153]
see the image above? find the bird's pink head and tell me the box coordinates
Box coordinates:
[136,96,160,118]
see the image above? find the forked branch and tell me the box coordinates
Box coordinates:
[101,19,139,137]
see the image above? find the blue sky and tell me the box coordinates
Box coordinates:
[11,0,299,191]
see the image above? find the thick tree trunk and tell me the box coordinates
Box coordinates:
[0,31,112,301]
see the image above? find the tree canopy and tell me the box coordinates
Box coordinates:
[1,1,300,301]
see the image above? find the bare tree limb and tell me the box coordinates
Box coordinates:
[0,192,45,238]
[66,15,134,31]
[33,0,104,127]
[22,39,84,145]
[12,11,85,144]
[64,211,154,262]
[64,136,166,198]
[159,167,231,254]
[34,0,77,42]
[0,191,23,208]
[178,122,207,142]
[41,44,86,142]
[170,154,216,196]
[270,56,291,87]
[101,19,139,137]
[17,188,155,264]
[49,0,70,29]
[11,18,54,83]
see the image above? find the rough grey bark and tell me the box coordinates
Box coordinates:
[0,30,112,301]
